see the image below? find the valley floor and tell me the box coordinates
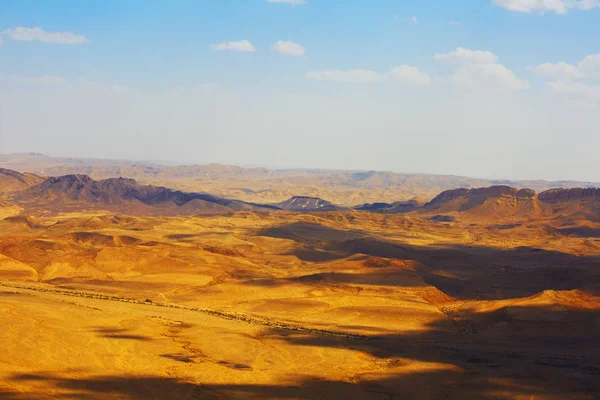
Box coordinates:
[0,210,599,399]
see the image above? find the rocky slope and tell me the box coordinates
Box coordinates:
[355,197,426,214]
[12,174,278,215]
[3,153,600,206]
[0,168,45,192]
[275,196,340,212]
[416,185,600,223]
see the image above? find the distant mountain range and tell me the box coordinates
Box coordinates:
[2,166,599,225]
[2,153,599,206]
[6,173,277,216]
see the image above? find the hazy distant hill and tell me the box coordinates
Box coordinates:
[10,173,278,216]
[2,153,599,206]
[0,168,45,192]
[355,197,426,214]
[416,185,600,223]
[275,196,340,212]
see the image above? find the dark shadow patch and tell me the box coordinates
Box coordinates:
[165,234,197,240]
[160,353,195,363]
[560,227,600,238]
[91,328,151,341]
[257,221,600,300]
[430,215,456,223]
[216,361,253,371]
[488,223,521,230]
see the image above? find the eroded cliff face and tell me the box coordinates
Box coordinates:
[419,186,544,222]
[539,188,600,203]
[10,173,277,215]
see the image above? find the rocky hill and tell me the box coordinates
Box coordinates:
[3,153,600,206]
[275,196,340,212]
[0,168,45,192]
[12,174,278,216]
[415,185,600,223]
[355,197,426,214]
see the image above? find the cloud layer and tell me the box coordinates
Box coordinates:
[528,53,600,101]
[306,48,532,91]
[210,40,256,52]
[3,75,66,85]
[306,69,386,83]
[1,26,87,44]
[306,66,431,85]
[493,0,600,14]
[434,47,530,91]
[272,40,305,56]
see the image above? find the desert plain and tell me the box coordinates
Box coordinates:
[0,160,599,399]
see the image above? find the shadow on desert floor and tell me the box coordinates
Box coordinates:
[256,222,600,300]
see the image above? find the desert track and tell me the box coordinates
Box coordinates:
[0,280,372,341]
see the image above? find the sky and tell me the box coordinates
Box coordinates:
[0,0,599,181]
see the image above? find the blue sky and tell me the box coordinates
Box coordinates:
[1,0,599,180]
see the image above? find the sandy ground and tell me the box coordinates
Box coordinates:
[0,210,599,399]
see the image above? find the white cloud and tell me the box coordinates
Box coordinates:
[578,54,600,79]
[1,26,87,44]
[411,16,419,24]
[434,47,498,65]
[306,69,385,83]
[527,54,600,83]
[272,40,305,56]
[387,65,431,86]
[547,81,600,99]
[493,0,600,14]
[578,0,600,9]
[307,66,431,86]
[449,20,461,25]
[210,40,255,52]
[453,64,531,91]
[3,75,66,85]
[527,62,584,80]
[435,47,530,91]
[266,0,307,4]
[527,54,600,102]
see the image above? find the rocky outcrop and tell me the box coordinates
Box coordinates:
[355,197,426,214]
[425,188,470,207]
[424,186,523,210]
[539,188,600,203]
[14,175,278,215]
[418,185,543,222]
[0,168,45,192]
[276,196,339,212]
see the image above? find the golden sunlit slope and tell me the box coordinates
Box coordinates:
[0,168,44,192]
[1,205,599,398]
[415,185,600,224]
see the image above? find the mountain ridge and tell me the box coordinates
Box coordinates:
[2,153,599,206]
[12,174,278,216]
[0,168,45,192]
